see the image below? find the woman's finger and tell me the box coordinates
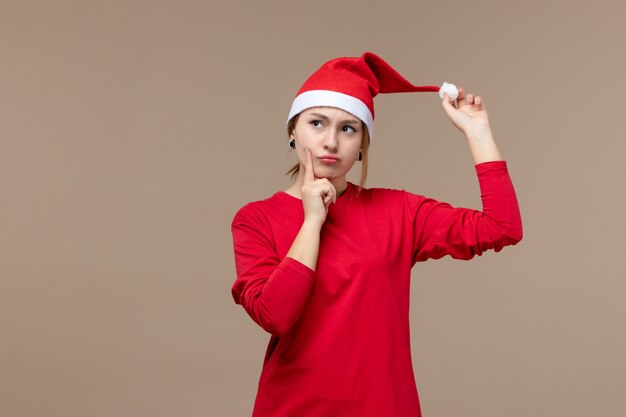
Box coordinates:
[321,181,336,204]
[323,193,332,208]
[303,148,315,184]
[456,87,466,107]
[441,93,457,117]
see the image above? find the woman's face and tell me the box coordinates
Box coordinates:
[291,107,364,181]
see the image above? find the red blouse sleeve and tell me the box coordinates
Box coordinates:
[231,203,315,336]
[409,160,523,264]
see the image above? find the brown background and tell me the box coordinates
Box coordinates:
[1,1,624,416]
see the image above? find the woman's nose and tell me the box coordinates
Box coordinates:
[323,130,339,150]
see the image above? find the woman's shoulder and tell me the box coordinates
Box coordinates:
[353,183,433,212]
[355,182,418,201]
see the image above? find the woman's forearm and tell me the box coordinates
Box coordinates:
[466,125,503,164]
[286,220,322,270]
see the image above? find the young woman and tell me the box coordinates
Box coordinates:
[230,52,523,417]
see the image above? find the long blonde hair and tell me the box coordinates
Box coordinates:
[285,113,370,191]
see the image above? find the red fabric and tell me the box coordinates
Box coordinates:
[295,52,440,118]
[231,160,522,417]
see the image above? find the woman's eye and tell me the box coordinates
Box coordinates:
[311,120,323,128]
[342,125,356,133]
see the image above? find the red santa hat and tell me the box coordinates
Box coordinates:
[287,51,458,140]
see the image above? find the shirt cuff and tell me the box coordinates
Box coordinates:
[280,256,315,282]
[475,159,508,174]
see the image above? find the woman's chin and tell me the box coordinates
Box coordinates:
[313,168,345,181]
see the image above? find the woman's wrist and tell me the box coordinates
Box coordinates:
[465,126,502,164]
[301,218,324,233]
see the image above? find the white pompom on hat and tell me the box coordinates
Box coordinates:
[287,52,458,140]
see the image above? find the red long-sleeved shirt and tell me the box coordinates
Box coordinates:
[231,160,522,417]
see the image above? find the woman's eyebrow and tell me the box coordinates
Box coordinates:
[309,112,359,125]
[309,112,330,121]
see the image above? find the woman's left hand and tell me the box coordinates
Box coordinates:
[441,87,492,140]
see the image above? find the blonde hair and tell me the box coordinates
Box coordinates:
[285,113,370,191]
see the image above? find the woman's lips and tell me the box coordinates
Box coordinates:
[319,156,340,164]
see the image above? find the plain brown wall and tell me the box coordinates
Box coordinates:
[1,1,624,416]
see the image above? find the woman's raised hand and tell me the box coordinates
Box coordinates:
[441,87,492,140]
[301,149,336,228]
